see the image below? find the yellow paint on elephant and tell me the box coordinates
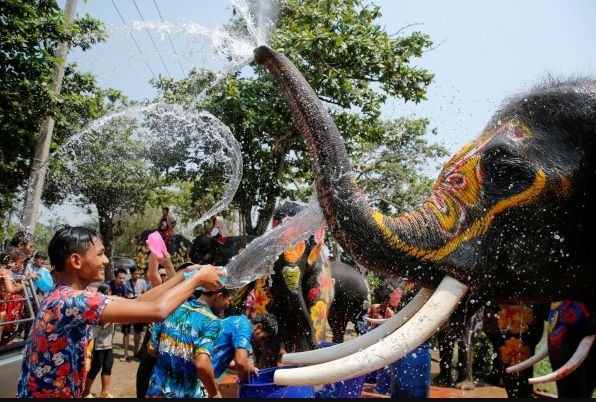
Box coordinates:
[500,337,532,367]
[284,242,306,264]
[548,302,562,333]
[310,300,329,342]
[254,278,271,315]
[373,171,547,262]
[283,266,301,292]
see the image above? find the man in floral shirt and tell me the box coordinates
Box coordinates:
[17,225,226,398]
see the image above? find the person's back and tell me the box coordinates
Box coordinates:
[211,315,253,379]
[211,314,278,383]
[146,288,233,398]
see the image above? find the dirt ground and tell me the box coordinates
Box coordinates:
[89,327,511,398]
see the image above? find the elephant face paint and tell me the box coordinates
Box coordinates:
[376,122,546,264]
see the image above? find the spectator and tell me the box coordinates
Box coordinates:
[366,290,395,330]
[11,232,36,339]
[146,287,234,398]
[121,266,150,361]
[82,283,115,399]
[209,215,228,245]
[157,207,177,250]
[211,314,279,384]
[20,251,52,339]
[108,268,128,298]
[17,225,225,398]
[0,246,27,346]
[244,289,257,320]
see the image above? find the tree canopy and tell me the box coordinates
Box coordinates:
[151,0,447,236]
[0,0,107,221]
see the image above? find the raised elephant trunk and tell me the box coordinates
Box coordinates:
[254,46,444,286]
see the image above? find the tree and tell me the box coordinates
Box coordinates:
[43,113,158,280]
[0,0,107,221]
[152,0,443,238]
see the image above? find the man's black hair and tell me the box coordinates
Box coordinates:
[114,267,128,277]
[201,287,233,298]
[11,231,34,247]
[162,207,169,212]
[129,266,140,274]
[34,251,47,260]
[251,314,279,336]
[48,225,102,273]
[97,283,111,295]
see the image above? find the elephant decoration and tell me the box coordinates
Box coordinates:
[134,229,192,274]
[434,299,548,397]
[252,44,596,388]
[507,299,596,398]
[326,260,370,344]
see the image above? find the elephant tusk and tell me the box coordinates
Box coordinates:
[281,289,433,365]
[528,335,595,384]
[363,315,389,325]
[505,346,549,374]
[274,276,468,386]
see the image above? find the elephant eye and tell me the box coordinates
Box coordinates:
[481,147,532,194]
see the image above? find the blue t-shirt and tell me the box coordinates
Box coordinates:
[211,315,252,378]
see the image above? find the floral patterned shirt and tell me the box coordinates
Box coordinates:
[211,315,252,379]
[146,299,221,398]
[16,284,110,398]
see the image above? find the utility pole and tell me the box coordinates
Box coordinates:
[20,0,78,235]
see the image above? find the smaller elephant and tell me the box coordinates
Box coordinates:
[545,300,596,398]
[327,261,370,344]
[189,234,256,266]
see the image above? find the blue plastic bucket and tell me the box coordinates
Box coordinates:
[314,342,366,398]
[391,342,432,398]
[375,365,393,395]
[238,365,315,398]
[34,267,54,293]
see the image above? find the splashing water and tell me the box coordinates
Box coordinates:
[45,102,242,228]
[225,199,326,288]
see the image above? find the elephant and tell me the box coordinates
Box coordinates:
[134,229,192,273]
[188,234,257,266]
[326,260,370,344]
[253,44,596,387]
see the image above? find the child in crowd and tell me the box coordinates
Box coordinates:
[82,283,115,399]
[0,246,30,346]
[17,225,226,398]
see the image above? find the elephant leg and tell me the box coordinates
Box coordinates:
[485,331,505,387]
[327,313,347,344]
[432,324,456,387]
[554,347,596,398]
[455,306,484,390]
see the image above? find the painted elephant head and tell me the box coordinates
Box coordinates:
[135,229,191,273]
[254,45,596,386]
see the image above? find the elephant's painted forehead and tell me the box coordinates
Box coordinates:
[441,122,532,174]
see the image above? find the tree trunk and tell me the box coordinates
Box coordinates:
[97,205,115,281]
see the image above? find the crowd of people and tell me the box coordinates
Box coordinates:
[0,220,278,399]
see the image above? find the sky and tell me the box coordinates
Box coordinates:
[46,0,596,225]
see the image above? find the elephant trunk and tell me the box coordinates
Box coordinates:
[254,45,445,285]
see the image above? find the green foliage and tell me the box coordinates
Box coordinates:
[152,0,444,238]
[0,0,107,219]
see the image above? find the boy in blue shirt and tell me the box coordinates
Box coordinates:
[211,314,278,383]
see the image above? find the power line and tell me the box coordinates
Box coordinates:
[110,0,157,80]
[153,0,186,76]
[132,0,172,79]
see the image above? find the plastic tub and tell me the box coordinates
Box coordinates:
[238,365,315,398]
[314,342,366,398]
[391,342,431,398]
